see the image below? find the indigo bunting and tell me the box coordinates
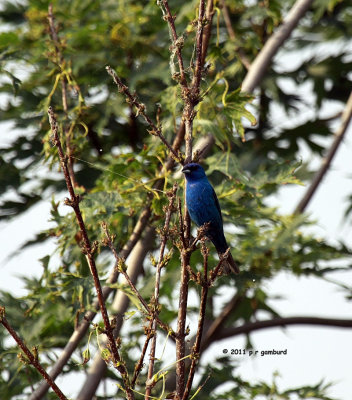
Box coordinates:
[182,163,239,274]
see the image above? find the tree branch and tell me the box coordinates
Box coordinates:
[47,4,79,188]
[173,1,211,397]
[102,222,174,339]
[175,228,190,399]
[200,292,243,352]
[192,0,206,96]
[241,0,314,94]
[145,184,177,399]
[48,107,134,400]
[294,90,352,214]
[160,0,188,89]
[182,244,209,400]
[201,0,215,67]
[106,66,182,164]
[77,226,155,400]
[215,316,352,340]
[0,307,68,400]
[132,323,153,389]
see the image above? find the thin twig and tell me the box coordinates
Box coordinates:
[241,0,314,93]
[175,250,190,399]
[294,90,352,214]
[208,247,231,286]
[102,222,176,340]
[176,169,191,398]
[47,4,63,65]
[106,66,182,163]
[192,0,206,96]
[47,107,134,400]
[47,4,78,188]
[160,0,188,89]
[132,322,154,388]
[183,0,207,164]
[145,184,178,399]
[201,0,215,67]
[177,197,187,249]
[215,316,352,340]
[200,292,243,351]
[182,244,209,400]
[77,226,156,400]
[0,307,68,400]
[189,222,211,252]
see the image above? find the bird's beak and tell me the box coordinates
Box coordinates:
[182,166,191,174]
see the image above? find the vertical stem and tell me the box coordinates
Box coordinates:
[47,4,78,188]
[176,2,206,396]
[175,251,190,399]
[177,163,191,398]
[145,185,177,399]
[193,0,206,94]
[182,245,209,400]
[184,113,193,164]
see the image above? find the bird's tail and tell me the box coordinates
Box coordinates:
[221,251,240,275]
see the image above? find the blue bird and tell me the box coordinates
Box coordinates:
[182,163,239,274]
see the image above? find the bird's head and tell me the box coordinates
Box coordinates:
[181,163,206,181]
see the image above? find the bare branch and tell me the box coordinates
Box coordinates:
[48,107,134,400]
[182,244,209,400]
[241,0,314,94]
[200,292,244,352]
[160,0,188,89]
[106,66,182,163]
[102,222,175,339]
[30,209,150,399]
[173,2,214,395]
[146,184,177,399]
[201,0,215,67]
[132,322,154,388]
[192,0,206,96]
[0,307,68,400]
[216,316,352,340]
[77,226,155,400]
[175,252,190,399]
[47,4,79,188]
[295,90,352,214]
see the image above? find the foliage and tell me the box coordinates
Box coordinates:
[0,0,352,399]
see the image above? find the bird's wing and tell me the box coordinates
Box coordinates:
[211,187,223,223]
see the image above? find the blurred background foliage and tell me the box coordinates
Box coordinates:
[0,0,352,399]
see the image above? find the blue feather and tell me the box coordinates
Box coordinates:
[182,163,239,274]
